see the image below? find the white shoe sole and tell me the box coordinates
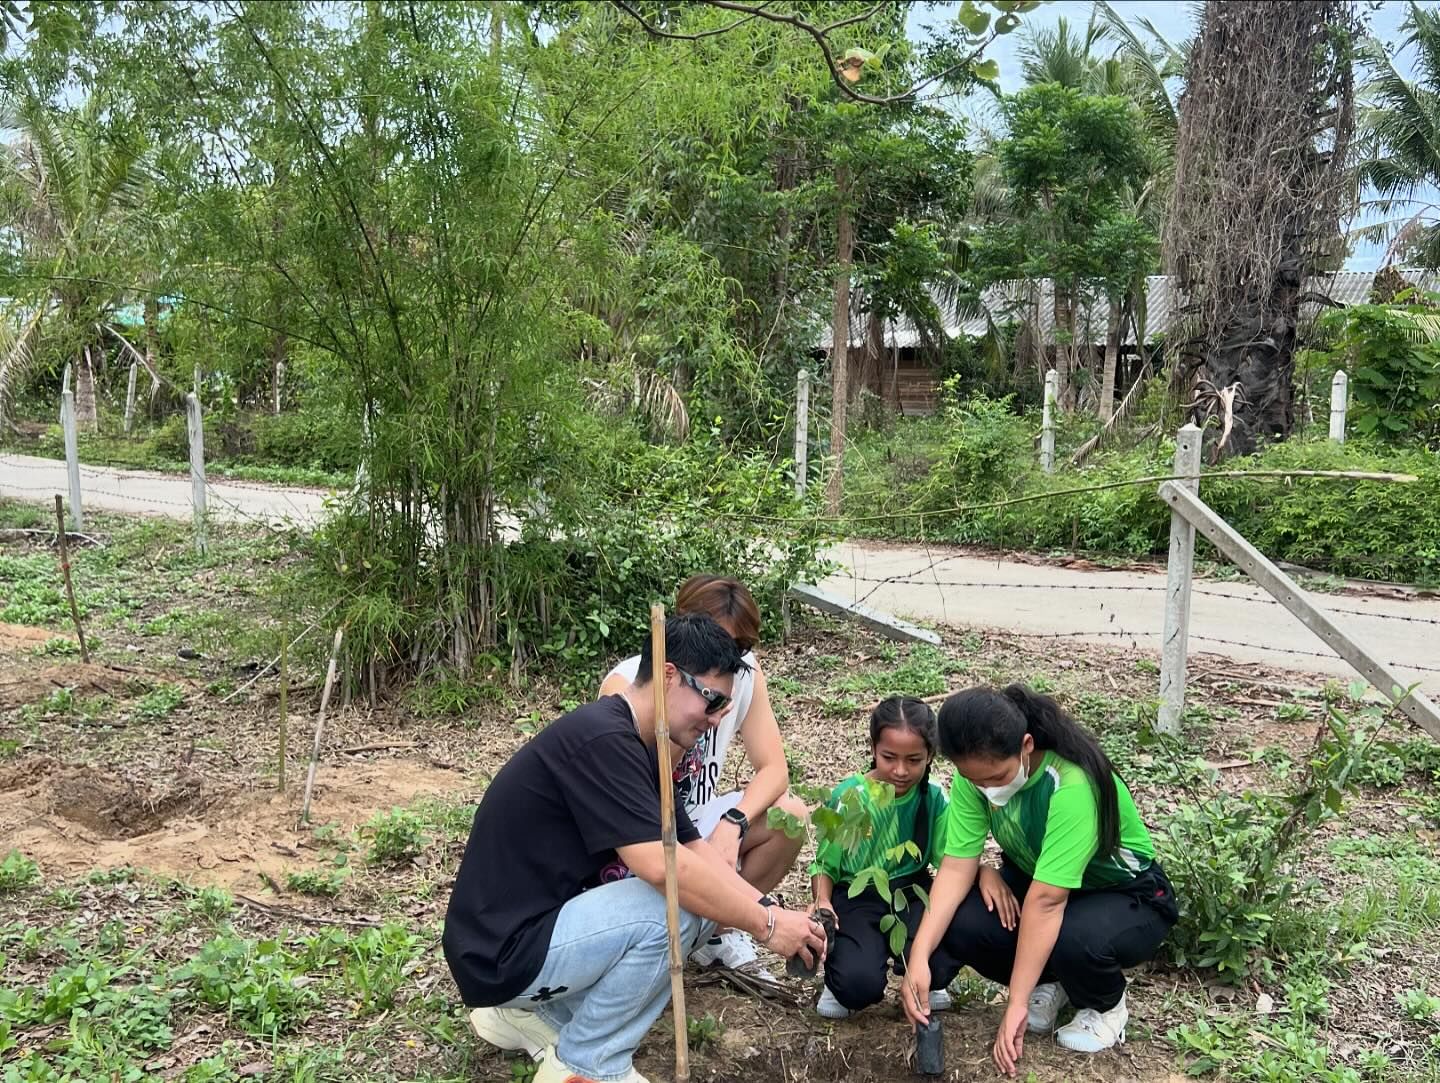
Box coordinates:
[1056,1026,1126,1052]
[468,1008,554,1059]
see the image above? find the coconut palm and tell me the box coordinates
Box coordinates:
[0,93,157,430]
[1353,2,1440,268]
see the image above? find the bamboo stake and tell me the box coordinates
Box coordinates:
[52,495,89,663]
[298,627,344,828]
[650,603,689,1083]
[278,636,289,793]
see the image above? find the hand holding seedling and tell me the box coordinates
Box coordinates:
[766,907,828,967]
[902,960,931,1026]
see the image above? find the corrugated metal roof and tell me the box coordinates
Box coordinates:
[816,269,1436,350]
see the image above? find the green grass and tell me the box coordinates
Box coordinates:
[9,425,351,489]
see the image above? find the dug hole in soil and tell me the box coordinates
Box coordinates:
[0,755,464,889]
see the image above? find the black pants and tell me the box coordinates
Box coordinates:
[823,875,930,1011]
[929,861,1178,1012]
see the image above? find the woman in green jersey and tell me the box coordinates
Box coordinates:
[901,684,1178,1077]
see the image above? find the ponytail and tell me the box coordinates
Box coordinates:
[938,683,1120,860]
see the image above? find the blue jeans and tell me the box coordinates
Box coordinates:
[500,878,714,1080]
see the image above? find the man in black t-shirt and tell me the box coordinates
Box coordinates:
[443,614,825,1083]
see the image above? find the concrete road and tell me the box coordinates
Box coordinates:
[6,451,1438,689]
[821,542,1440,690]
[1,452,332,527]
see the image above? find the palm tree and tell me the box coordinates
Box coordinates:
[1353,2,1440,268]
[1018,16,1108,90]
[0,93,157,430]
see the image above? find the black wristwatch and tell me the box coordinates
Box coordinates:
[720,807,750,840]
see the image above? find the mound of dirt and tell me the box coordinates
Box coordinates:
[0,756,469,889]
[0,662,127,709]
[0,622,69,651]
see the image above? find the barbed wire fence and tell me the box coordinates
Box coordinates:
[5,404,1439,713]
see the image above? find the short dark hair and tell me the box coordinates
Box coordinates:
[635,613,749,684]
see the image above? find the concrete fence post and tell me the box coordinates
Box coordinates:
[1158,423,1203,734]
[1329,370,1348,443]
[186,392,207,554]
[1040,368,1058,474]
[60,389,83,531]
[123,362,139,436]
[794,369,810,498]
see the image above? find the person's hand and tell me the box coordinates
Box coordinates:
[806,900,839,931]
[708,822,742,871]
[901,959,931,1026]
[992,999,1028,1077]
[978,865,1020,931]
[764,907,827,967]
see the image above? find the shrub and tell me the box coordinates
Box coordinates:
[1156,703,1390,979]
[250,406,361,472]
[363,808,427,866]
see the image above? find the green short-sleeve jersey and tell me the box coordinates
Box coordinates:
[942,751,1155,890]
[809,773,948,886]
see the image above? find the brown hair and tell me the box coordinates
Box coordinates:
[675,575,761,653]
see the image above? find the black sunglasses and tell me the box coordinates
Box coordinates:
[676,668,731,716]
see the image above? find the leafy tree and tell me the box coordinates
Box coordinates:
[970,82,1156,411]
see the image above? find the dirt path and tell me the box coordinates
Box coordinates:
[6,452,1438,689]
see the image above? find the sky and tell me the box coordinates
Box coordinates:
[907,0,1440,271]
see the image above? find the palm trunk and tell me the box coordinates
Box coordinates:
[1099,299,1122,420]
[1052,283,1072,410]
[143,296,162,408]
[824,165,853,517]
[859,308,884,410]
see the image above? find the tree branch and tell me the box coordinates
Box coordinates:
[609,0,773,41]
[609,0,994,106]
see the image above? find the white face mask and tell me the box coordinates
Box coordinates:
[980,756,1029,807]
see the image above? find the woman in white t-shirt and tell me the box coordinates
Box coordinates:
[601,575,807,979]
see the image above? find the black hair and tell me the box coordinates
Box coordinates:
[937,684,1120,860]
[869,696,939,863]
[635,612,749,684]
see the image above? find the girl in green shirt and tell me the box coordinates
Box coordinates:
[901,684,1178,1078]
[808,696,1015,1020]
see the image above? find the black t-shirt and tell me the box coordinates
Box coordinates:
[442,695,700,1006]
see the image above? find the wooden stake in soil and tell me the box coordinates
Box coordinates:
[52,495,89,663]
[298,627,344,828]
[650,603,690,1083]
[278,636,289,793]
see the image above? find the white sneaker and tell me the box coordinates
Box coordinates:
[691,929,782,993]
[816,986,851,1019]
[468,1006,560,1059]
[1055,994,1128,1052]
[690,929,758,968]
[1026,982,1070,1034]
[929,988,953,1012]
[533,1045,649,1083]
